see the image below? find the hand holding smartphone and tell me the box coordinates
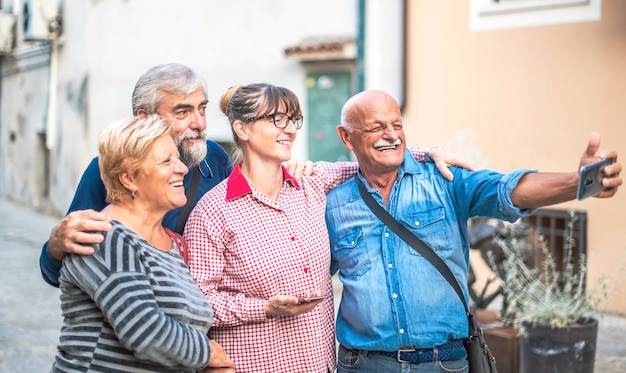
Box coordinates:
[298,294,329,303]
[577,158,615,200]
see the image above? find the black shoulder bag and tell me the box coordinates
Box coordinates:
[356,177,497,373]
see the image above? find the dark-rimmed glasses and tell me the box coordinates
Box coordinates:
[248,112,303,130]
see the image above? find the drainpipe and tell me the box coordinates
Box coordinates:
[399,0,407,112]
[356,0,407,111]
[356,0,365,93]
[46,40,58,150]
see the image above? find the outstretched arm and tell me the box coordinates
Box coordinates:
[511,132,621,209]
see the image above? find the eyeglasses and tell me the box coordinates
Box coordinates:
[249,112,303,130]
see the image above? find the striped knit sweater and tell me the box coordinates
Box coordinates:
[52,221,213,372]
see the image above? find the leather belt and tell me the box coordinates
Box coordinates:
[373,338,465,363]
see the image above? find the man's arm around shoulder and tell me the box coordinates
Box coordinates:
[39,157,112,287]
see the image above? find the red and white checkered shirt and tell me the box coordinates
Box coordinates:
[185,148,426,373]
[185,161,358,373]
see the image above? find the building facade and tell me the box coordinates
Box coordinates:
[1,0,624,314]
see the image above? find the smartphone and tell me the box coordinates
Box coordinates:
[298,295,329,303]
[577,158,614,200]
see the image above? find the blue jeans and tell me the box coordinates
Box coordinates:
[337,345,469,373]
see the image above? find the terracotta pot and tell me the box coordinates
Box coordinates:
[519,318,598,373]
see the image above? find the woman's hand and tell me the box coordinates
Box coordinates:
[198,340,235,373]
[264,294,325,317]
[428,147,479,181]
[283,160,314,180]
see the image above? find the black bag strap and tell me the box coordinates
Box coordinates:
[356,176,470,316]
[174,165,201,234]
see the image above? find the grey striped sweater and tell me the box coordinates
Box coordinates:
[52,221,213,372]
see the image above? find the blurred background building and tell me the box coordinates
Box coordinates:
[0,0,624,314]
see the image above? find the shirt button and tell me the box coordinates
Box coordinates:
[384,232,390,237]
[392,293,398,299]
[291,236,295,241]
[399,328,405,334]
[351,241,355,245]
[388,263,393,268]
[414,221,420,226]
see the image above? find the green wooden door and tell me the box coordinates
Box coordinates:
[306,72,352,162]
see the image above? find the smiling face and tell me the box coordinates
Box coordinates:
[224,84,303,167]
[133,135,189,214]
[337,90,406,178]
[244,104,300,164]
[153,87,208,167]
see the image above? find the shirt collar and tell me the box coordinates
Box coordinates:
[395,149,422,180]
[355,150,422,190]
[226,163,301,201]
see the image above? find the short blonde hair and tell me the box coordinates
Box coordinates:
[98,115,172,203]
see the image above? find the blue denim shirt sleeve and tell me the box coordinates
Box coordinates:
[326,152,538,351]
[447,165,538,222]
[498,169,538,218]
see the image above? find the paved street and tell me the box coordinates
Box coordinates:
[0,197,625,372]
[0,199,62,372]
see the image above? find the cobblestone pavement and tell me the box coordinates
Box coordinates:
[1,198,625,372]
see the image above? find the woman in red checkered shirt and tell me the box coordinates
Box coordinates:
[183,83,469,373]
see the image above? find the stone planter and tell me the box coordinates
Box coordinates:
[519,318,598,373]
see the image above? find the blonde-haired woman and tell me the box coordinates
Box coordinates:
[184,84,470,373]
[52,115,234,373]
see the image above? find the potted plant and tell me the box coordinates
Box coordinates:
[491,210,603,373]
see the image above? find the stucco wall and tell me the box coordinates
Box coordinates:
[403,0,626,314]
[1,0,358,215]
[0,48,53,212]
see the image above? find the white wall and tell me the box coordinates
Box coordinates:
[10,0,358,214]
[0,47,52,210]
[76,0,357,148]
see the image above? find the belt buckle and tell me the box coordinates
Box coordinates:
[397,347,416,363]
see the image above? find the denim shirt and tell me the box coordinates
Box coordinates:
[325,150,536,351]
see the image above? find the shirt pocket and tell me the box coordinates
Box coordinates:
[398,206,453,254]
[332,230,370,278]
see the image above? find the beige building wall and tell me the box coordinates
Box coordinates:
[402,1,626,314]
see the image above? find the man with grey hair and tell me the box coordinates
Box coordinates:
[39,63,233,286]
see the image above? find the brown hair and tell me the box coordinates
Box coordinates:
[219,83,302,163]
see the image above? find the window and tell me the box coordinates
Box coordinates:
[469,0,601,31]
[521,208,588,285]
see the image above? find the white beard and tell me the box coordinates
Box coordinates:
[178,130,208,167]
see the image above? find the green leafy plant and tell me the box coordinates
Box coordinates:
[491,210,605,334]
